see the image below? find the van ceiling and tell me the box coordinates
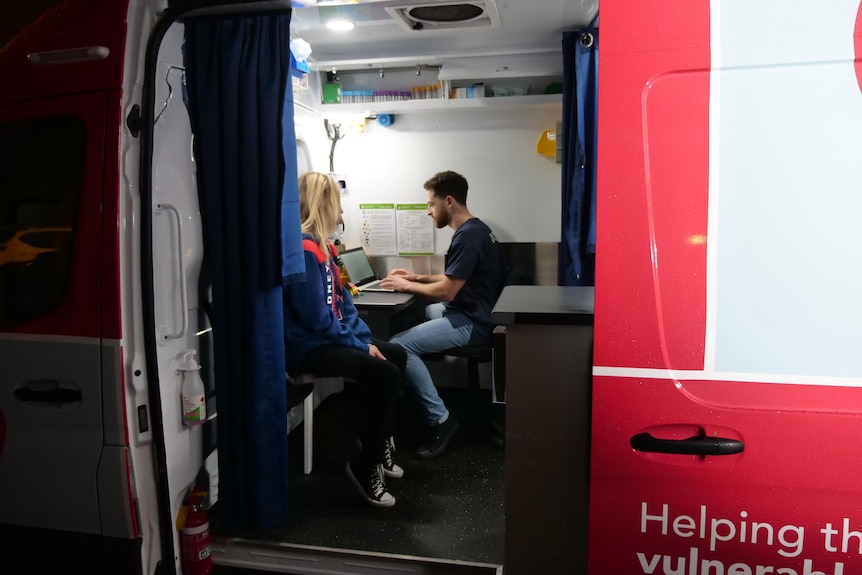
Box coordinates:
[289,0,598,69]
[1,1,597,70]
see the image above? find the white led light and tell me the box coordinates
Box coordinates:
[326,18,356,31]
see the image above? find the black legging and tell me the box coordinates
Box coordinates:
[298,338,406,465]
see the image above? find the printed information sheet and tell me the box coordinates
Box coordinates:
[359,203,397,255]
[396,203,434,255]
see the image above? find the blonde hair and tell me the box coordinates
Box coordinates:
[298,172,341,256]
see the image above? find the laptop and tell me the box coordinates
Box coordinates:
[338,247,394,292]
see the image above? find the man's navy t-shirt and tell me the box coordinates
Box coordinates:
[442,218,505,343]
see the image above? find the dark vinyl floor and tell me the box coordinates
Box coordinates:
[231,384,506,565]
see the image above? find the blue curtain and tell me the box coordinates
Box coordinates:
[184,11,302,534]
[559,28,598,286]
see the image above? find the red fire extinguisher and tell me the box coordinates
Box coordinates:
[181,491,213,575]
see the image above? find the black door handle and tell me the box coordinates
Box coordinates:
[630,432,744,456]
[14,380,82,404]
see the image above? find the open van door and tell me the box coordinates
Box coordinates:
[590,1,862,573]
[0,1,139,567]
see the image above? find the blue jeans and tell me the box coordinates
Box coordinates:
[390,303,472,426]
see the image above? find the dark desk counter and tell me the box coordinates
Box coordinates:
[492,285,594,575]
[352,291,414,311]
[491,285,594,326]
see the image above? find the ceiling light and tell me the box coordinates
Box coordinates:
[326,18,356,31]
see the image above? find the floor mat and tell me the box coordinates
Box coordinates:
[264,385,505,564]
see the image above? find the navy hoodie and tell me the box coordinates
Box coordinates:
[283,234,372,370]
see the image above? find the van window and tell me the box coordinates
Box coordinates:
[0,115,84,329]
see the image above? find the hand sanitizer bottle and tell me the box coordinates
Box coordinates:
[180,349,206,427]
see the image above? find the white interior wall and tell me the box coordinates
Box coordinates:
[302,105,563,253]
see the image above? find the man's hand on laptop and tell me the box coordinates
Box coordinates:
[386,268,417,281]
[380,274,410,292]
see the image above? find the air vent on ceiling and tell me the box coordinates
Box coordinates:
[385,1,501,32]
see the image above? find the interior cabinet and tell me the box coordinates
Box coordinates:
[311,52,563,116]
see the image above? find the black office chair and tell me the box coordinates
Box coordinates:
[422,344,492,398]
[420,342,502,446]
[419,264,530,447]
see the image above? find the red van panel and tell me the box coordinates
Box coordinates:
[0,0,127,339]
[590,0,862,573]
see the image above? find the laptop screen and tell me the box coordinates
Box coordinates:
[339,248,377,284]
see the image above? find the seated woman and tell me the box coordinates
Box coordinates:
[283,171,407,508]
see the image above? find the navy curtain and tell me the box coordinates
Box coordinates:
[559,28,599,286]
[184,11,302,534]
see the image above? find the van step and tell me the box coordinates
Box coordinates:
[212,537,503,575]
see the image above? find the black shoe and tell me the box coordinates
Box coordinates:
[382,436,404,479]
[346,460,395,508]
[416,415,459,459]
[356,437,404,479]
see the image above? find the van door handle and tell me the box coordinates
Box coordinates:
[14,380,82,404]
[155,202,189,341]
[630,432,744,455]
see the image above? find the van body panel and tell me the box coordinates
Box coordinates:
[149,23,210,559]
[0,93,117,338]
[0,336,104,532]
[0,88,134,537]
[0,0,135,550]
[591,374,862,572]
[591,0,710,372]
[590,0,862,572]
[0,0,127,103]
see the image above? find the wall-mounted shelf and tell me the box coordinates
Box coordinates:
[319,93,562,117]
[310,51,564,118]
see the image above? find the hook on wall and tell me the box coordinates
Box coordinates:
[379,64,384,79]
[154,65,186,125]
[324,119,345,173]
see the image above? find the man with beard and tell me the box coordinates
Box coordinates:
[381,170,505,459]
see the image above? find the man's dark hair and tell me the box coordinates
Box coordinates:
[424,171,468,205]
